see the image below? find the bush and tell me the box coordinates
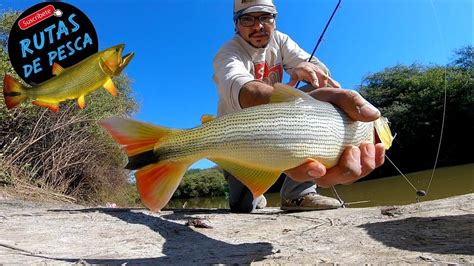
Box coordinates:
[173,168,228,198]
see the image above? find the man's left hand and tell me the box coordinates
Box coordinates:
[284,87,386,187]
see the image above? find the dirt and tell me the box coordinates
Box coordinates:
[0,190,472,264]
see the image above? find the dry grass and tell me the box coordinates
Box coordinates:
[0,103,134,206]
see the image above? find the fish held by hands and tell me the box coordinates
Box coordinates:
[100,83,394,212]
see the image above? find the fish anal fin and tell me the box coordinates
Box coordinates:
[32,100,59,112]
[270,83,313,104]
[103,79,117,96]
[77,95,86,109]
[200,114,215,124]
[211,158,281,198]
[52,63,65,76]
[136,160,192,211]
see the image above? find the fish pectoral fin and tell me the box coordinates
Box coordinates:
[211,158,281,198]
[200,114,215,124]
[136,160,192,212]
[52,63,65,76]
[32,100,59,112]
[270,83,313,103]
[103,79,117,96]
[77,95,86,109]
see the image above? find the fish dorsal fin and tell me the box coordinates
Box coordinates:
[270,83,313,104]
[200,114,215,124]
[211,158,281,198]
[52,63,65,76]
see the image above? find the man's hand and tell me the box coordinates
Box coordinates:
[288,62,341,88]
[285,87,386,187]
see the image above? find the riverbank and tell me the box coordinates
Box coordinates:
[0,191,472,264]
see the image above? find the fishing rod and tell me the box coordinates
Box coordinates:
[295,0,342,89]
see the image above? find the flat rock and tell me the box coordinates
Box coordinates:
[0,193,472,264]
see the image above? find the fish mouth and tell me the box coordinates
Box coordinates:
[114,44,134,67]
[120,52,134,68]
[115,44,125,64]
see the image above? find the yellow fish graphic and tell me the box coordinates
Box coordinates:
[3,44,134,112]
[100,83,394,212]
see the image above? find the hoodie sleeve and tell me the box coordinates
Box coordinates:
[213,49,254,112]
[277,31,331,77]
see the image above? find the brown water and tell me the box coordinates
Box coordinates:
[167,163,473,209]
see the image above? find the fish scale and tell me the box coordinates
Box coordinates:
[158,99,374,169]
[31,59,105,99]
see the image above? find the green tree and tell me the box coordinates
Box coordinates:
[174,168,228,198]
[360,46,473,176]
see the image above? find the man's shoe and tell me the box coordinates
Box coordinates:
[255,195,267,209]
[281,192,342,211]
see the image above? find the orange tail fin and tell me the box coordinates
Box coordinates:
[99,117,173,159]
[136,161,190,211]
[99,117,192,211]
[3,74,26,109]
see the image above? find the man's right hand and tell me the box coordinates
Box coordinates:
[288,62,341,88]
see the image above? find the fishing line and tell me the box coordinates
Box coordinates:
[386,0,449,199]
[385,155,419,193]
[331,185,345,208]
[425,0,448,196]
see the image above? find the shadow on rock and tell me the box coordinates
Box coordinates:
[48,208,274,264]
[359,214,474,255]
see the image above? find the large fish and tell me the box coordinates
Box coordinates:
[100,83,394,211]
[3,44,134,112]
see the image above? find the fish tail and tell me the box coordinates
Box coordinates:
[3,74,27,109]
[99,117,193,211]
[135,160,191,211]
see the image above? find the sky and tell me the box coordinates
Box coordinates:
[1,0,472,169]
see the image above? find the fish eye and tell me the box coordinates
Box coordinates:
[115,48,119,52]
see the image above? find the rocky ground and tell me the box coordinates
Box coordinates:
[0,191,472,264]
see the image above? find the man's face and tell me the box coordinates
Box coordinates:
[236,12,276,48]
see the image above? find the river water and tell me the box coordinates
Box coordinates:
[167,163,473,209]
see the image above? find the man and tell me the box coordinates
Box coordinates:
[213,0,385,213]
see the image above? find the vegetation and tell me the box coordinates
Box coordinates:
[174,167,228,198]
[360,45,473,177]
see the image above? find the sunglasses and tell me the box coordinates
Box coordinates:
[238,14,275,27]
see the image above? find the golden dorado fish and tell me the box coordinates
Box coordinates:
[100,83,394,211]
[3,44,134,112]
